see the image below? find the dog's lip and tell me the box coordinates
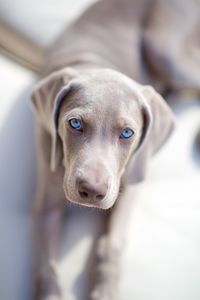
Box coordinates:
[65,194,113,209]
[63,183,117,209]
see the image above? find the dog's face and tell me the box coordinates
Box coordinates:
[31,68,175,210]
[58,72,144,209]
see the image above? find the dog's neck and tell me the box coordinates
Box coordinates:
[44,51,119,76]
[44,53,150,87]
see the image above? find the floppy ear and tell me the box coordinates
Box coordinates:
[126,85,176,184]
[30,67,80,172]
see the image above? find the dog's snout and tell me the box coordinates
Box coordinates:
[78,179,108,201]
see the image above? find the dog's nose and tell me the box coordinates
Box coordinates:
[78,179,108,201]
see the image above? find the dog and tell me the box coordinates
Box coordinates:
[30,0,180,299]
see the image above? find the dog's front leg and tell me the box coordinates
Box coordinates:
[32,174,65,300]
[91,185,140,300]
[33,205,63,300]
[32,126,66,300]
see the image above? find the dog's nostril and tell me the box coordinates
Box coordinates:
[79,191,88,198]
[96,194,104,201]
[78,179,107,201]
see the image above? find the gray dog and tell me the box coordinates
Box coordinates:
[30,0,180,299]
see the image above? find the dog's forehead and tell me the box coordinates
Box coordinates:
[73,70,142,109]
[82,69,140,97]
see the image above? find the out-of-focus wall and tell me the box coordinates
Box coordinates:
[0,0,96,47]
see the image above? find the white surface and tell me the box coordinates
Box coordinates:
[121,181,200,300]
[0,0,96,47]
[0,56,36,300]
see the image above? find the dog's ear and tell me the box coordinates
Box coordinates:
[126,85,175,183]
[31,67,80,172]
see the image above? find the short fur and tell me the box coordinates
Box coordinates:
[29,0,198,299]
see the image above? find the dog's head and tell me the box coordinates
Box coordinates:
[31,68,175,209]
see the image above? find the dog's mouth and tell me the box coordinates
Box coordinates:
[63,182,119,210]
[69,197,114,209]
[63,189,116,209]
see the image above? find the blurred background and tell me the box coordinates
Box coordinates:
[0,0,200,300]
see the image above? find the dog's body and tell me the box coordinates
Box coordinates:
[31,0,200,299]
[46,0,149,84]
[46,0,200,91]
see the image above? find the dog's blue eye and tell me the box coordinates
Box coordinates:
[120,128,134,139]
[69,118,82,130]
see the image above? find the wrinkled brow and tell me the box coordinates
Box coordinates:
[116,117,138,130]
[63,107,93,120]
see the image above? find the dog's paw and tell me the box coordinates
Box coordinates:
[90,236,121,300]
[90,284,118,300]
[42,296,61,300]
[36,280,62,300]
[34,270,62,300]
